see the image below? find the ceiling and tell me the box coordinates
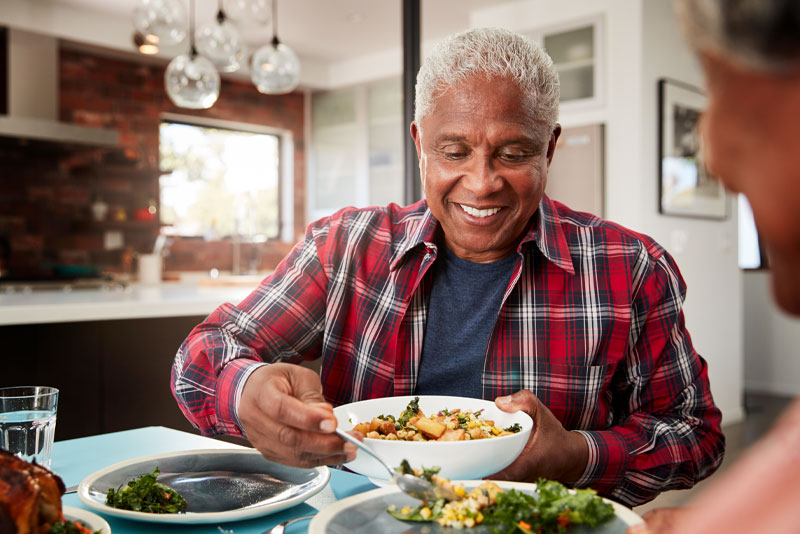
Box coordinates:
[47,0,521,63]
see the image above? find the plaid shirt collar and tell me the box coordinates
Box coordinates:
[390,195,575,275]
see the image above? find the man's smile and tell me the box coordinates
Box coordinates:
[457,203,502,218]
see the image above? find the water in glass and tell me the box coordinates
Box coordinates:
[0,387,58,468]
[0,410,57,467]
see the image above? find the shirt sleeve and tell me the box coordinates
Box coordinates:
[170,223,330,437]
[572,248,725,506]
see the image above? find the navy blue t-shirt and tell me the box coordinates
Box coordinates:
[415,246,517,398]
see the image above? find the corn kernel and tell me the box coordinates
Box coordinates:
[476,512,484,523]
[420,507,431,519]
[468,421,477,428]
[465,518,475,528]
[491,427,501,435]
[454,485,466,497]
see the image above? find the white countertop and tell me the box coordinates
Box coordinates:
[0,282,255,326]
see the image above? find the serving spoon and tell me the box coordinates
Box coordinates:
[334,428,459,502]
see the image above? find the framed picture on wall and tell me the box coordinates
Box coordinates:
[658,78,727,219]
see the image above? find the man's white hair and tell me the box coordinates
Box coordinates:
[414,27,560,146]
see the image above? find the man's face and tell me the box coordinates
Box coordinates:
[411,76,559,263]
[701,53,800,313]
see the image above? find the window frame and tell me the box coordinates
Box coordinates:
[159,112,295,243]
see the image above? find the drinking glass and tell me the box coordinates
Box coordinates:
[0,386,59,468]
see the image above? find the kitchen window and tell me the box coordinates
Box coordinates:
[159,117,289,241]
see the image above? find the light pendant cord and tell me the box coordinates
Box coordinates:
[189,0,197,57]
[272,0,279,45]
[217,0,225,24]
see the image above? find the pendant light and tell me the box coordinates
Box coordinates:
[222,0,271,26]
[196,0,246,72]
[164,0,220,109]
[133,0,188,47]
[250,0,301,95]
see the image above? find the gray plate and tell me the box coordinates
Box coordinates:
[310,481,642,534]
[77,448,329,524]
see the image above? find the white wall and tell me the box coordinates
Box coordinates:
[640,1,743,423]
[744,272,800,396]
[474,0,744,424]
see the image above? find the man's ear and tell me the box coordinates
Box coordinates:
[410,122,422,159]
[546,124,562,168]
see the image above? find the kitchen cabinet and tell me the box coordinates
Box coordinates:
[524,17,604,111]
[2,316,205,441]
[309,78,404,220]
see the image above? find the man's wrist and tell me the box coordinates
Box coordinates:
[560,430,589,484]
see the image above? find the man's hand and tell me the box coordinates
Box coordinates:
[487,390,588,483]
[237,363,356,468]
[626,507,688,534]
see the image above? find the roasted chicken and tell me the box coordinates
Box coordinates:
[0,449,65,534]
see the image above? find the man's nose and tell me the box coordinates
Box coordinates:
[462,155,502,196]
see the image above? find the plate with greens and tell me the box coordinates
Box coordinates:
[309,479,642,534]
[77,449,329,524]
[55,506,110,534]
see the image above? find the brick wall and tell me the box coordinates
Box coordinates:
[0,46,304,279]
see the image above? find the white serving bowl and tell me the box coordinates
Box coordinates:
[334,395,532,481]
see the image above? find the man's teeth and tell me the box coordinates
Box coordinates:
[459,204,501,218]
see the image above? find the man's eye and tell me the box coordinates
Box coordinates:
[444,152,468,160]
[498,151,532,163]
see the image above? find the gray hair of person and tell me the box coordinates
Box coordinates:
[676,0,800,73]
[414,27,560,148]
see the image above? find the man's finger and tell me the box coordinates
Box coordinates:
[496,389,539,414]
[289,367,328,404]
[261,387,337,432]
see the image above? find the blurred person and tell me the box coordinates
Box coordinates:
[629,0,800,532]
[171,27,724,505]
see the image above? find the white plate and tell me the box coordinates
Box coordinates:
[62,506,111,533]
[77,448,329,524]
[310,480,643,534]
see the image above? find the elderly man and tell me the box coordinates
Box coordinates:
[629,1,800,532]
[172,28,724,506]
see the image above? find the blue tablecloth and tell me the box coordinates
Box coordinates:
[52,426,378,534]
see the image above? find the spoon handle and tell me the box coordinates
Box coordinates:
[334,428,394,478]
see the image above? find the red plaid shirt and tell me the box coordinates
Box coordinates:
[172,196,724,506]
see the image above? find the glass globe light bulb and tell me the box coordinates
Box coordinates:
[222,0,271,25]
[133,0,188,46]
[251,40,301,94]
[196,15,246,72]
[165,53,220,109]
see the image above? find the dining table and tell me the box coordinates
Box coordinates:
[53,425,380,534]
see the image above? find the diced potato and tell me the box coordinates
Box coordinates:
[438,428,466,441]
[414,417,446,439]
[468,481,504,506]
[483,420,494,426]
[379,420,397,436]
[369,417,384,432]
[407,416,420,426]
[353,422,370,436]
[468,427,484,440]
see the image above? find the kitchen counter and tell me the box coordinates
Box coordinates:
[0,282,255,326]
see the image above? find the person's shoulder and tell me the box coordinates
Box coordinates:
[307,201,427,243]
[312,202,425,226]
[550,199,666,261]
